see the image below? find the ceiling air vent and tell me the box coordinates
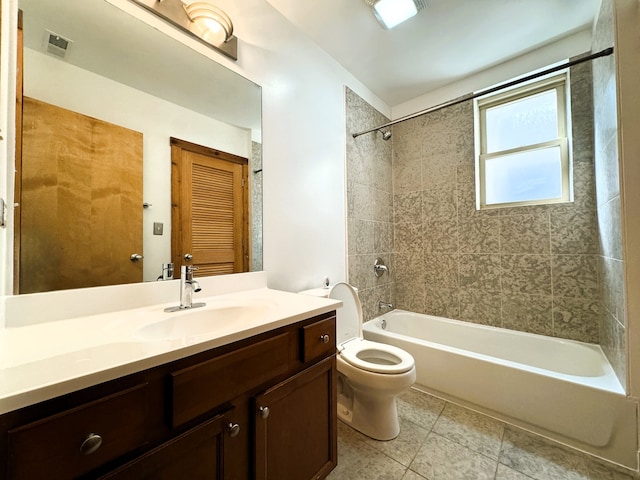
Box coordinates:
[45,31,73,59]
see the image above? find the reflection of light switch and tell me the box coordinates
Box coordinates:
[153,222,163,235]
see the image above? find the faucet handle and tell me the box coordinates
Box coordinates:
[182,265,200,280]
[374,258,389,277]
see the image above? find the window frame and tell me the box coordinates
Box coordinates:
[475,72,572,210]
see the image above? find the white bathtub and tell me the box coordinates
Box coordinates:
[363,310,638,469]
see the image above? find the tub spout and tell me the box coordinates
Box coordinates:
[379,301,394,311]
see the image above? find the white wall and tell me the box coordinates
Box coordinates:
[615,0,640,401]
[0,0,388,300]
[0,0,19,302]
[392,29,593,120]
[24,49,251,282]
[100,0,388,294]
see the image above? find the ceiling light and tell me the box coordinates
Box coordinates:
[374,0,417,29]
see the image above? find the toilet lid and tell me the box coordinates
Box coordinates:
[329,282,362,345]
[341,338,415,374]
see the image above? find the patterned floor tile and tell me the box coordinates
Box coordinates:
[495,463,536,480]
[584,456,636,480]
[432,402,504,459]
[402,469,428,480]
[397,388,446,430]
[499,427,589,480]
[328,390,635,480]
[409,432,498,480]
[363,416,431,467]
[327,422,407,480]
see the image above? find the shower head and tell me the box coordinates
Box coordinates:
[378,129,392,141]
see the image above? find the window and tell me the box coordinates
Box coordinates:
[475,73,571,209]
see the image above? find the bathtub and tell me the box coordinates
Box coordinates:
[363,310,638,469]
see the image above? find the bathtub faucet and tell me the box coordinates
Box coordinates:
[378,301,394,311]
[374,258,389,277]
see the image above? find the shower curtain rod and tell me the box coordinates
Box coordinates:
[352,46,614,139]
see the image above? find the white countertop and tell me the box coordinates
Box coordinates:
[0,286,340,415]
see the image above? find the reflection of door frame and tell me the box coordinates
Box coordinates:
[170,137,249,274]
[13,10,23,294]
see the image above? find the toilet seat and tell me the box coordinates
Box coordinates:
[340,338,415,374]
[329,282,415,375]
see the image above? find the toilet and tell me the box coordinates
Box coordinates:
[326,283,416,440]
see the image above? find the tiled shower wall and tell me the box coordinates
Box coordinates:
[592,0,626,388]
[391,61,600,344]
[251,141,263,272]
[346,62,605,345]
[345,89,394,321]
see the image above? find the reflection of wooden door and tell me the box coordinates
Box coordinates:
[171,138,248,276]
[18,97,143,293]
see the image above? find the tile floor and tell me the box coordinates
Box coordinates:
[326,388,637,480]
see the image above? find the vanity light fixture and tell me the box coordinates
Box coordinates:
[128,0,237,60]
[183,2,234,44]
[368,0,425,29]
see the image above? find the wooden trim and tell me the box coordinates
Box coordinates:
[170,137,247,166]
[13,10,24,294]
[170,144,183,270]
[242,163,249,271]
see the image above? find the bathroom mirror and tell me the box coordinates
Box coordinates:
[16,0,262,293]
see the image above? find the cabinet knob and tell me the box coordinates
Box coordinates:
[320,334,330,344]
[227,423,241,438]
[80,433,103,455]
[258,406,270,419]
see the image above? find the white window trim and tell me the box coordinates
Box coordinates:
[475,72,572,210]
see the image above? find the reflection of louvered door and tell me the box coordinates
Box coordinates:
[171,138,248,276]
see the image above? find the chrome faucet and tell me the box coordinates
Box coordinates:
[157,262,174,281]
[378,301,394,311]
[164,265,206,312]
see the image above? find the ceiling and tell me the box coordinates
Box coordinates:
[21,0,602,125]
[264,0,602,106]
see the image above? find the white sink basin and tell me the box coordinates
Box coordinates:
[136,302,274,341]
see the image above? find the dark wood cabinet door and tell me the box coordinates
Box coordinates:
[99,409,236,480]
[254,356,337,480]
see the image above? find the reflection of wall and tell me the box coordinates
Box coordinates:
[24,49,251,282]
[347,66,601,343]
[345,88,394,322]
[592,0,626,388]
[251,141,263,271]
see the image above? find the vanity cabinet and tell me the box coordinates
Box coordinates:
[6,384,150,480]
[0,311,337,480]
[255,356,336,480]
[99,408,236,479]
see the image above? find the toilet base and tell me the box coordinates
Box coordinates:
[338,393,400,441]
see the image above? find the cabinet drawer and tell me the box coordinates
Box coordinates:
[7,383,148,480]
[301,316,336,363]
[171,332,292,428]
